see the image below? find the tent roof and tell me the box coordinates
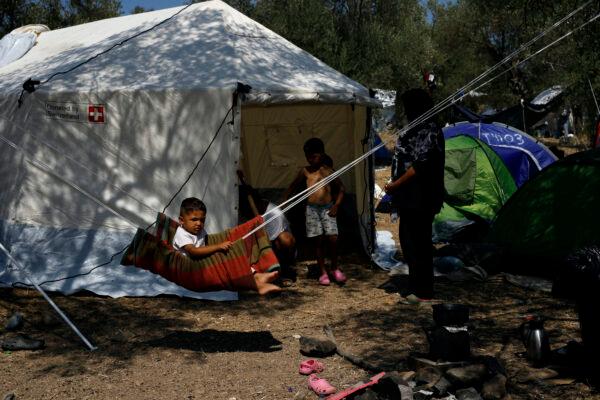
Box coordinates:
[433,135,517,242]
[443,121,557,187]
[0,0,380,107]
[487,148,600,266]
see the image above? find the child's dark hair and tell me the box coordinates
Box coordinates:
[303,137,325,155]
[180,197,206,216]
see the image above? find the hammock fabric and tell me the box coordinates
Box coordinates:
[121,213,280,292]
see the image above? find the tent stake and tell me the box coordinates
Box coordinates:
[0,242,97,351]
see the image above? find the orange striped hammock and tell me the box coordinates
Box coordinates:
[121,213,280,292]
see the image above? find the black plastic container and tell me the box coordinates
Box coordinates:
[426,326,471,361]
[432,303,470,326]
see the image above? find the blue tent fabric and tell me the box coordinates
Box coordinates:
[443,122,557,187]
[374,133,392,163]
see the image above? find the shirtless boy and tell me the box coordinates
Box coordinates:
[284,138,347,285]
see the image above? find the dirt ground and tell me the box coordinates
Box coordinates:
[1,257,598,400]
[1,141,596,400]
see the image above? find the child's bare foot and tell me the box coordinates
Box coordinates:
[254,271,279,284]
[255,280,282,295]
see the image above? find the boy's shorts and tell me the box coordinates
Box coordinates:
[305,203,338,238]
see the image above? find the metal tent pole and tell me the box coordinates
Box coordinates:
[0,241,97,351]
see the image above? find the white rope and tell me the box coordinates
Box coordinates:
[0,134,140,228]
[3,1,596,269]
[589,78,600,115]
[522,99,527,133]
[262,3,591,223]
[250,7,600,239]
[389,9,600,150]
[384,1,594,145]
[468,12,600,98]
[0,116,157,218]
[244,143,387,239]
[0,241,97,351]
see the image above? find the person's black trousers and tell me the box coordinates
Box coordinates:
[399,207,435,299]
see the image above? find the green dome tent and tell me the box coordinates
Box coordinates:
[487,148,600,269]
[433,135,517,241]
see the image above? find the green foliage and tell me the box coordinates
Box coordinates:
[0,0,121,37]
[131,6,148,14]
[1,1,30,36]
[64,0,122,25]
[221,0,255,16]
[247,0,435,105]
[429,0,600,132]
[252,0,340,71]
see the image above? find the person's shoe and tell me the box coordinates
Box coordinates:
[318,273,331,286]
[299,359,325,375]
[4,312,24,331]
[1,334,45,351]
[307,374,336,395]
[331,269,347,283]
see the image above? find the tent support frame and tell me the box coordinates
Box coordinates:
[0,241,97,351]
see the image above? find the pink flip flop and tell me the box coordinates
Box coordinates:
[318,273,331,286]
[299,359,325,375]
[308,374,336,395]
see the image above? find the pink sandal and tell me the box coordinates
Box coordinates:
[299,359,324,375]
[308,374,336,395]
[331,269,347,283]
[318,273,331,286]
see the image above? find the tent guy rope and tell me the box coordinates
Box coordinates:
[17,3,195,107]
[589,78,600,115]
[252,6,600,238]
[0,134,140,228]
[1,1,598,311]
[0,115,157,219]
[1,101,234,293]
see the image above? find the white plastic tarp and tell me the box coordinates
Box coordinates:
[0,87,240,300]
[0,32,36,68]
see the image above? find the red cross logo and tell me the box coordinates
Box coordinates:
[88,105,105,123]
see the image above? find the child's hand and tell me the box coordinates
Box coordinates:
[218,241,233,252]
[328,204,339,217]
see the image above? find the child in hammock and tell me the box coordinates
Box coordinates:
[284,138,347,286]
[173,197,281,294]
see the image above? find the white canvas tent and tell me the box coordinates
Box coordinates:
[0,0,380,300]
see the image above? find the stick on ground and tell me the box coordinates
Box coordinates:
[323,325,384,372]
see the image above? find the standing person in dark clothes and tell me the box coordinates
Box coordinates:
[384,88,445,301]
